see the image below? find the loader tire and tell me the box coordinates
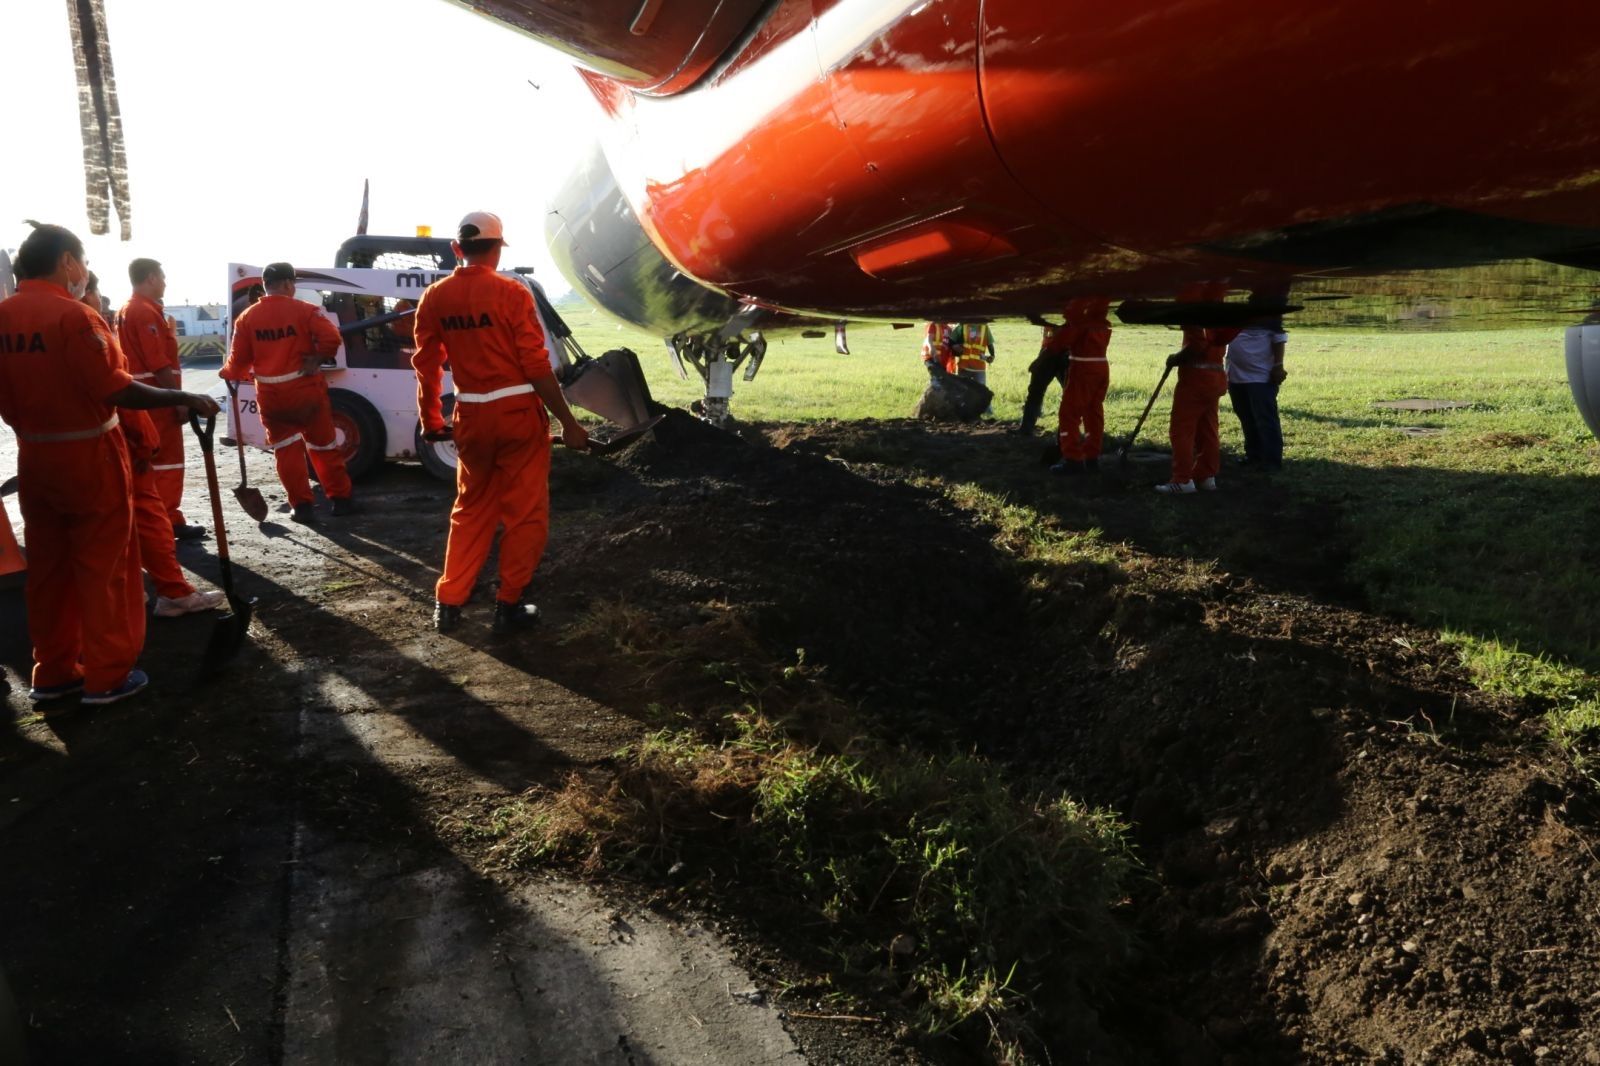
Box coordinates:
[319,388,386,481]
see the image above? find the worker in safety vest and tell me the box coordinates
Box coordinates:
[1015,312,1071,435]
[83,273,226,619]
[951,322,996,416]
[1157,282,1239,494]
[116,257,205,540]
[920,322,956,377]
[1049,296,1114,474]
[413,211,589,636]
[220,262,355,524]
[0,224,219,706]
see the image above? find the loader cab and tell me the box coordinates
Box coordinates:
[324,235,459,371]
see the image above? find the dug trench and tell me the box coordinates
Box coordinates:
[2,411,1597,1064]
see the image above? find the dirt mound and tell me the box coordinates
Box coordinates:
[547,415,1600,1062]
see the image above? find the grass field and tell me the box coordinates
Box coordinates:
[559,301,1600,681]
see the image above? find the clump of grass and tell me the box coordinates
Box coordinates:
[473,707,1134,1058]
[939,481,1122,568]
[1444,632,1600,778]
[1443,631,1597,703]
[1547,700,1600,776]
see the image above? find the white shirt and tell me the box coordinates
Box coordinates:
[1226,328,1288,384]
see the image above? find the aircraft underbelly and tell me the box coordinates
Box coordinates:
[977,0,1600,265]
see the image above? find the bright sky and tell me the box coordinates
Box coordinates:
[2,0,595,306]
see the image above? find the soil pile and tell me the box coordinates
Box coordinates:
[543,412,1600,1063]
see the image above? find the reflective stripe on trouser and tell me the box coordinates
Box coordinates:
[1168,367,1229,484]
[153,414,187,526]
[16,430,145,692]
[436,397,552,607]
[133,461,195,599]
[258,378,352,508]
[1058,362,1109,460]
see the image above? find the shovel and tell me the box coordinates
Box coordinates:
[1114,364,1174,464]
[225,382,269,522]
[189,411,254,671]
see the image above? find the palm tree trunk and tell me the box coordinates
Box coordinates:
[65,0,132,240]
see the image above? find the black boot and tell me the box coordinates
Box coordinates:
[1011,397,1042,435]
[433,602,461,633]
[1084,455,1100,473]
[491,601,541,636]
[1049,459,1085,476]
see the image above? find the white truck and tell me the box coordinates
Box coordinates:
[214,235,655,480]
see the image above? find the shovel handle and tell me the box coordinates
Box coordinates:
[225,381,251,482]
[188,412,234,594]
[188,409,216,452]
[1121,364,1173,454]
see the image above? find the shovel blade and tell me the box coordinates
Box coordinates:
[200,595,253,674]
[233,486,269,523]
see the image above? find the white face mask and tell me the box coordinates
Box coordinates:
[64,254,89,299]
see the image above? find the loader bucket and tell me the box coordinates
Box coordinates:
[562,348,658,432]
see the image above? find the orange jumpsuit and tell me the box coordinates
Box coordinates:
[1168,283,1239,484]
[115,356,196,601]
[116,293,187,526]
[0,280,144,692]
[413,266,554,608]
[220,295,351,508]
[1056,297,1113,461]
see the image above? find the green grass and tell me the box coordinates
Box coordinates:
[562,304,1600,673]
[474,709,1135,1054]
[1444,631,1600,775]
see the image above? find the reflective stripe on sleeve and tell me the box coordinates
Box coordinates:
[149,463,185,471]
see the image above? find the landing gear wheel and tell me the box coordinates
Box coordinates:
[323,388,386,481]
[415,395,458,483]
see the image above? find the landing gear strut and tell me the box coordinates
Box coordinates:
[669,331,767,426]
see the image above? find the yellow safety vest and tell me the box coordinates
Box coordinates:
[956,324,991,371]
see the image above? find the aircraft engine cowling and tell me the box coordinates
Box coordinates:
[1566,324,1600,440]
[545,140,745,338]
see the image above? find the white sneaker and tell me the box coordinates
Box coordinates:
[1199,477,1217,491]
[1154,480,1197,494]
[154,590,228,618]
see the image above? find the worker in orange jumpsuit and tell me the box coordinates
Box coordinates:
[219,262,355,524]
[116,257,205,540]
[920,322,956,377]
[83,273,226,618]
[1049,296,1114,475]
[413,211,588,636]
[1158,282,1240,494]
[0,224,218,705]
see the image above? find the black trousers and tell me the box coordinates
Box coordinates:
[1020,349,1068,428]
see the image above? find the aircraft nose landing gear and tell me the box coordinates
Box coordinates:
[669,330,767,427]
